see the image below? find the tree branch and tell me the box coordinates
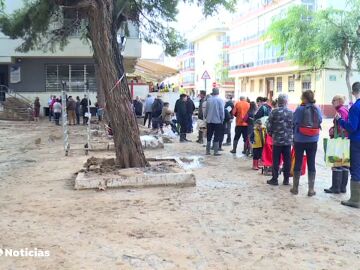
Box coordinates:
[54,0,95,10]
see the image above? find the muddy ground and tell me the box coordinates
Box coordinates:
[0,119,359,270]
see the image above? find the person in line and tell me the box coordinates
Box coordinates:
[67,96,77,125]
[223,95,234,146]
[291,90,322,196]
[161,102,173,127]
[266,94,293,186]
[337,82,360,208]
[324,95,349,194]
[75,96,81,125]
[174,94,190,142]
[151,94,164,134]
[196,90,207,144]
[254,97,272,121]
[219,100,233,151]
[53,98,62,126]
[186,95,196,133]
[80,95,91,125]
[230,96,250,154]
[250,119,266,170]
[144,94,155,128]
[33,97,41,122]
[245,101,257,156]
[204,88,225,156]
[133,96,143,117]
[47,95,54,121]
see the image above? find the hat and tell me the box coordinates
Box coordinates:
[212,88,219,95]
[255,119,262,125]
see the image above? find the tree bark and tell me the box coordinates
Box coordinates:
[345,67,353,103]
[87,0,148,168]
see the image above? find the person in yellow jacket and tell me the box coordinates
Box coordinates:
[250,119,266,170]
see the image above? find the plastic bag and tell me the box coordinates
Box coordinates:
[325,138,350,167]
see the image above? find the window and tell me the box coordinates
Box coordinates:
[302,0,315,11]
[45,64,96,92]
[259,79,264,92]
[302,74,312,91]
[250,80,255,92]
[276,77,282,92]
[288,76,295,92]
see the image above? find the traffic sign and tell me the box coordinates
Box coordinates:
[201,70,211,80]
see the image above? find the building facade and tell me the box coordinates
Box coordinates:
[0,0,141,112]
[228,0,358,116]
[177,20,234,98]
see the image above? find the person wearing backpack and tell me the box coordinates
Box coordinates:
[336,82,360,208]
[291,90,322,197]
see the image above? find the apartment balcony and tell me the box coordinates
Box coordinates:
[229,56,285,71]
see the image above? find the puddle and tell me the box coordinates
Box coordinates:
[176,156,203,170]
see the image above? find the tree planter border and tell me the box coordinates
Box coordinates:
[75,158,196,190]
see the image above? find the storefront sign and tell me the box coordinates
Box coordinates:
[10,65,21,83]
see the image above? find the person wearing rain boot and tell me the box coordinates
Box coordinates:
[250,119,266,170]
[266,94,293,186]
[231,96,250,154]
[174,94,189,143]
[196,91,207,144]
[336,82,360,208]
[325,95,349,194]
[204,88,225,156]
[291,90,322,196]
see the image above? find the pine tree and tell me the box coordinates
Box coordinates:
[0,0,235,168]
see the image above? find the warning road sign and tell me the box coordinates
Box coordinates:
[201,70,211,80]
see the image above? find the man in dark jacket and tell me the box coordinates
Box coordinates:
[186,96,196,133]
[175,94,190,142]
[80,95,91,125]
[266,94,293,186]
[151,94,164,133]
[133,96,143,117]
[196,90,207,143]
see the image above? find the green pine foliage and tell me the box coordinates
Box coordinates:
[0,0,236,56]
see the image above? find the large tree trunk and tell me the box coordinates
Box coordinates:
[345,67,353,104]
[87,0,147,168]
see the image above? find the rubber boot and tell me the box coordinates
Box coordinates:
[242,144,247,154]
[340,168,349,193]
[324,169,342,194]
[252,160,259,170]
[206,141,211,155]
[308,171,316,197]
[283,177,290,186]
[290,171,301,195]
[180,133,186,143]
[224,136,231,146]
[213,142,221,156]
[230,139,239,154]
[341,180,360,208]
[196,131,204,144]
[267,178,279,186]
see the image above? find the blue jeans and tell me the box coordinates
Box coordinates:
[350,141,360,182]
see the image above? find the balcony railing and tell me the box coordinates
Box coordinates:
[230,56,285,71]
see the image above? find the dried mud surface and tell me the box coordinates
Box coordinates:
[0,119,359,270]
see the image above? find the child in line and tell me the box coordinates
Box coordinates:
[250,119,266,170]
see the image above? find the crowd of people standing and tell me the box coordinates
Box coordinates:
[136,85,359,209]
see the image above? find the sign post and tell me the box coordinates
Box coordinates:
[201,70,211,92]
